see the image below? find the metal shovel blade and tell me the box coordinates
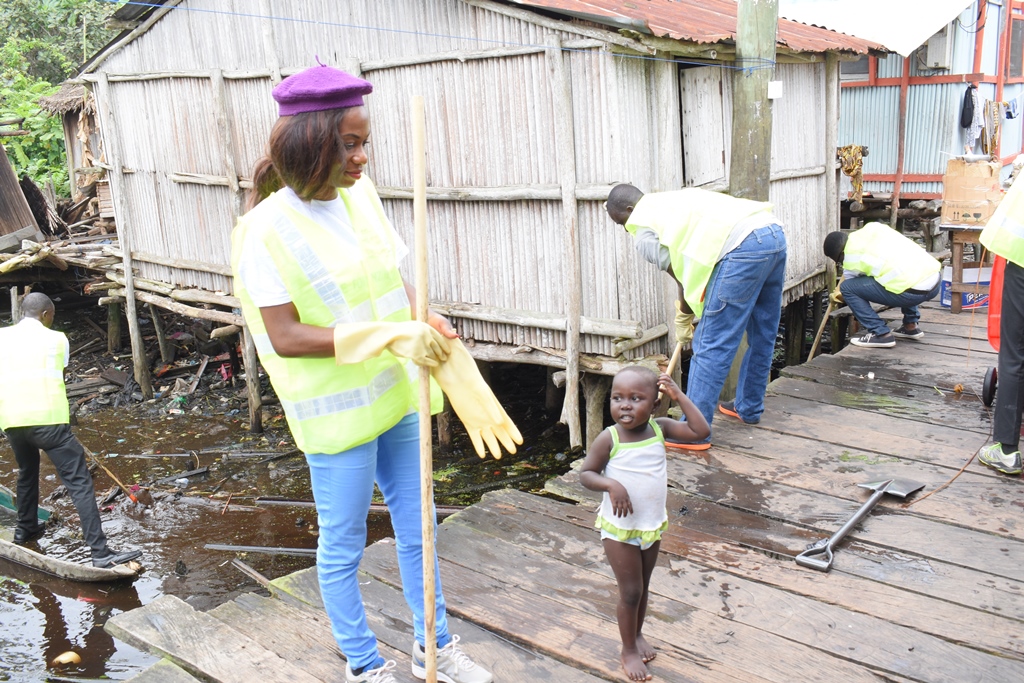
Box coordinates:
[795,477,925,572]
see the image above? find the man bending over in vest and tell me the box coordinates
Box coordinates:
[823,223,941,348]
[605,184,787,447]
[0,292,142,568]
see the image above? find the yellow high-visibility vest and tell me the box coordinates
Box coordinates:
[981,173,1024,267]
[844,222,940,293]
[625,189,773,317]
[231,177,441,454]
[0,318,70,429]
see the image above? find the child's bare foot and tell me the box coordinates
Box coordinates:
[636,633,657,662]
[621,648,652,681]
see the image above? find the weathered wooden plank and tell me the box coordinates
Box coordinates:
[754,393,988,455]
[358,536,774,683]
[662,457,1024,580]
[124,658,204,683]
[768,376,991,435]
[268,563,606,682]
[805,352,994,396]
[462,491,1024,659]
[444,496,1023,678]
[879,304,989,329]
[702,432,1023,539]
[105,595,321,683]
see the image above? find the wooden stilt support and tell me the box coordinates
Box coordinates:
[545,367,559,414]
[149,303,174,363]
[241,326,262,434]
[581,373,611,450]
[436,400,452,449]
[784,298,805,367]
[9,286,21,323]
[107,302,122,353]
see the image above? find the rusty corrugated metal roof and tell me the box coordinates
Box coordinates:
[509,0,884,54]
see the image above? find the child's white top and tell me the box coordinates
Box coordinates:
[595,421,668,544]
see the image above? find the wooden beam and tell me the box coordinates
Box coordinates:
[241,326,263,434]
[547,36,583,449]
[430,301,641,339]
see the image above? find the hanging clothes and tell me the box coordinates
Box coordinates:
[982,99,1002,155]
[967,86,984,150]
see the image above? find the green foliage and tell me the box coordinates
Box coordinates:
[1,0,123,197]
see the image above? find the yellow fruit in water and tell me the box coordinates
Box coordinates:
[52,651,81,666]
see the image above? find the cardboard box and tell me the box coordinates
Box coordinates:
[940,265,991,309]
[940,159,1003,226]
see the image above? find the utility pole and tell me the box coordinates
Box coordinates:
[723,0,778,400]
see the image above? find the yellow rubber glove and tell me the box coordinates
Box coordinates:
[333,321,450,367]
[431,339,523,459]
[829,285,844,306]
[674,300,695,346]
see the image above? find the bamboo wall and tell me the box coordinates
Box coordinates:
[87,0,839,363]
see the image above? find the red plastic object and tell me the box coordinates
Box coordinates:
[988,256,1006,352]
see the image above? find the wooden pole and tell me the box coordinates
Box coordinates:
[724,0,778,401]
[107,302,122,353]
[241,326,262,434]
[412,95,437,683]
[96,72,153,399]
[9,286,21,323]
[809,301,834,360]
[546,36,583,448]
[148,303,173,363]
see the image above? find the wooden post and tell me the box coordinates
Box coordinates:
[241,326,262,434]
[825,52,840,236]
[545,367,559,414]
[436,402,452,449]
[211,69,242,218]
[412,95,437,683]
[96,72,153,399]
[784,298,804,367]
[582,374,611,450]
[547,37,583,448]
[724,0,778,400]
[9,287,21,323]
[148,303,174,363]
[889,56,911,227]
[107,302,122,353]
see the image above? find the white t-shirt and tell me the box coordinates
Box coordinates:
[236,187,409,308]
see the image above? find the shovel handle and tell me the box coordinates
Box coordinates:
[83,445,138,504]
[795,542,834,571]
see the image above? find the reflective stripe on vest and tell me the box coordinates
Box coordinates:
[625,189,773,318]
[843,222,940,294]
[0,320,70,430]
[982,173,1024,267]
[232,177,441,454]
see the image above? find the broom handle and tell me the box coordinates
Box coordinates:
[82,444,138,504]
[412,95,438,683]
[809,301,835,360]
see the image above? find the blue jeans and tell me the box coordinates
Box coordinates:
[306,414,450,672]
[687,224,787,431]
[839,276,940,336]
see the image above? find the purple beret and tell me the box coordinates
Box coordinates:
[272,65,373,116]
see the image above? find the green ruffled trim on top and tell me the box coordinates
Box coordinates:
[594,515,668,543]
[607,421,664,458]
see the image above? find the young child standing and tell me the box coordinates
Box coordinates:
[580,366,710,681]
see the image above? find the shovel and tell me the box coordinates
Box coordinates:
[795,478,925,571]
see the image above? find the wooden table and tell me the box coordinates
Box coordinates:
[938,224,991,313]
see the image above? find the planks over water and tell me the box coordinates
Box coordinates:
[110,302,1022,681]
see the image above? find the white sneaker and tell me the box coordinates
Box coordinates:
[346,659,397,683]
[411,635,493,683]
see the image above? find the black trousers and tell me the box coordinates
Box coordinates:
[5,423,108,556]
[995,260,1024,449]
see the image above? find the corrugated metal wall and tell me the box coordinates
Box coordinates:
[839,1,1024,195]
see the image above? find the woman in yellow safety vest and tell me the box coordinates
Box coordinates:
[232,64,518,683]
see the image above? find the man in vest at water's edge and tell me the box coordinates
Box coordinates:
[824,223,941,348]
[0,292,142,567]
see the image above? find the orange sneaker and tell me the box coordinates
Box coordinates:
[665,440,711,452]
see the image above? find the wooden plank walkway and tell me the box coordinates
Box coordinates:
[110,302,1023,681]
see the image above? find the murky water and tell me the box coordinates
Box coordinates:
[0,363,572,681]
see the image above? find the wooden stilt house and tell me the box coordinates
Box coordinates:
[72,0,879,447]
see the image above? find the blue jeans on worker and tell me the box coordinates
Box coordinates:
[839,275,940,336]
[306,413,450,673]
[687,224,787,431]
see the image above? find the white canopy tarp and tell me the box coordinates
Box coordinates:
[779,0,975,57]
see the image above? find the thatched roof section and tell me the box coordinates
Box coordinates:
[38,83,95,116]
